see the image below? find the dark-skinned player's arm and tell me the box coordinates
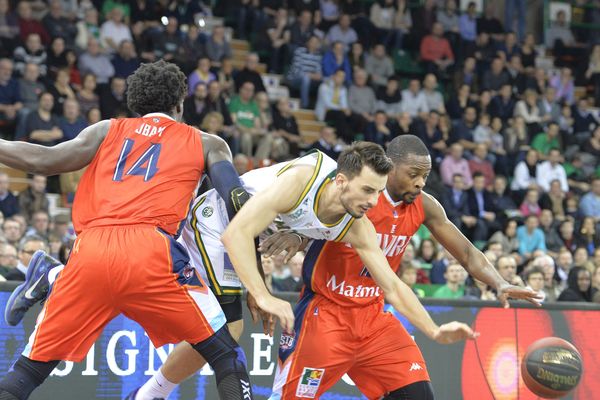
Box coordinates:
[222,165,316,334]
[343,216,478,345]
[0,119,111,174]
[422,192,543,307]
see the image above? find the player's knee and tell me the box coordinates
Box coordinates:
[227,319,244,341]
[0,356,59,400]
[383,380,435,400]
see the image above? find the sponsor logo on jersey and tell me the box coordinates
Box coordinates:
[202,207,213,217]
[375,233,411,257]
[326,274,381,298]
[288,208,305,220]
[182,265,194,280]
[409,363,423,372]
[279,330,295,351]
[296,367,325,398]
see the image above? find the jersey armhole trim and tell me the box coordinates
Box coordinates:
[281,151,324,214]
[191,196,223,295]
[333,217,356,242]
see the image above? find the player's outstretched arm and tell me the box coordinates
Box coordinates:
[221,165,314,333]
[344,217,477,344]
[422,192,543,307]
[0,120,110,175]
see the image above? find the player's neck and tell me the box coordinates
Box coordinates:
[316,180,347,224]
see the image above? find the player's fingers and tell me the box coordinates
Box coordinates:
[269,315,276,336]
[498,294,510,308]
[250,307,259,323]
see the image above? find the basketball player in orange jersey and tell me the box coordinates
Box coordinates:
[224,135,542,399]
[0,60,293,400]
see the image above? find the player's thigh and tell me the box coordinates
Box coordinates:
[349,312,430,400]
[272,296,354,399]
[25,231,120,362]
[120,228,227,348]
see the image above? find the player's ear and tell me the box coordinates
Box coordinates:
[334,172,348,186]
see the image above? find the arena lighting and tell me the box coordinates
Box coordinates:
[160,16,168,25]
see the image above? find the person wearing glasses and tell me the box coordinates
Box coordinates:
[3,235,46,281]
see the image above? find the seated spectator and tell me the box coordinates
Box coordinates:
[204,80,234,128]
[183,81,207,127]
[25,209,49,239]
[0,58,23,133]
[58,98,87,142]
[490,175,517,212]
[325,13,357,51]
[459,1,478,46]
[376,77,402,118]
[574,246,595,272]
[228,81,261,157]
[272,252,304,292]
[482,57,510,94]
[98,76,127,119]
[322,41,352,85]
[420,22,454,77]
[152,16,183,63]
[540,179,567,221]
[453,57,479,96]
[75,8,101,52]
[447,84,475,121]
[468,143,495,187]
[463,276,497,301]
[432,261,465,299]
[287,35,322,108]
[488,117,507,167]
[524,267,546,302]
[416,238,438,267]
[532,123,561,159]
[370,0,411,51]
[187,57,216,97]
[510,149,540,194]
[47,68,76,115]
[497,31,521,62]
[265,8,290,74]
[309,126,345,160]
[42,0,76,47]
[489,219,520,256]
[467,172,498,241]
[78,38,115,84]
[0,243,18,280]
[437,0,460,46]
[205,25,232,68]
[490,84,516,122]
[46,37,68,79]
[400,79,429,119]
[289,10,316,50]
[545,10,586,71]
[0,0,20,58]
[440,143,472,187]
[580,177,600,222]
[477,3,504,41]
[16,2,49,45]
[179,24,205,74]
[217,58,235,99]
[529,255,560,302]
[13,33,47,78]
[572,97,599,136]
[76,73,99,116]
[414,110,446,164]
[519,188,542,217]
[349,41,365,70]
[0,172,18,218]
[271,97,301,158]
[538,87,560,126]
[421,73,445,114]
[4,235,47,281]
[517,215,546,260]
[365,110,393,147]
[398,264,425,298]
[315,69,354,140]
[441,173,482,241]
[348,68,376,129]
[536,148,569,193]
[234,53,267,94]
[254,91,281,161]
[112,40,140,79]
[558,266,596,302]
[365,44,393,89]
[18,175,48,223]
[99,7,132,53]
[497,254,525,287]
[451,106,477,151]
[472,32,496,73]
[23,92,63,146]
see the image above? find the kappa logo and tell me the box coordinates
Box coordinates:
[201,206,213,218]
[296,367,325,398]
[409,363,423,372]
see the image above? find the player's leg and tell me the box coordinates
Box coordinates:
[134,297,244,400]
[0,230,122,399]
[122,227,252,400]
[4,251,63,326]
[348,307,432,400]
[270,294,353,400]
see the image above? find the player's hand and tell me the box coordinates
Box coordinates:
[255,293,295,334]
[497,283,544,308]
[259,232,304,263]
[247,292,275,336]
[433,321,479,344]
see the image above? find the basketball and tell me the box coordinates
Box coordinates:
[521,337,583,398]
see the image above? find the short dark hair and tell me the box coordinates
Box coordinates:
[127,60,187,116]
[337,142,393,179]
[473,171,485,179]
[386,135,430,164]
[525,267,544,282]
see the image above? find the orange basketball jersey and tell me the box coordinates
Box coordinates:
[72,113,204,235]
[302,190,425,307]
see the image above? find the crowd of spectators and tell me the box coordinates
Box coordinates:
[0,0,598,304]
